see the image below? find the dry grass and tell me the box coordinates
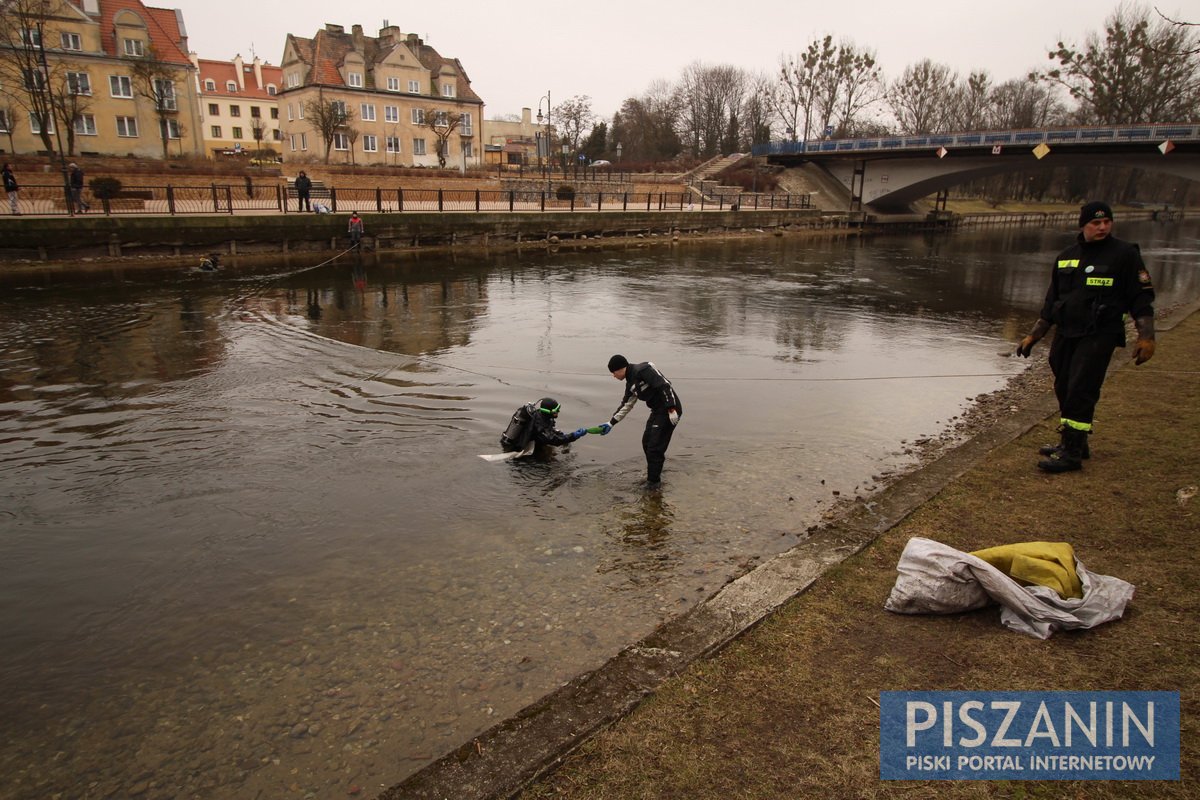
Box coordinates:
[521,311,1200,799]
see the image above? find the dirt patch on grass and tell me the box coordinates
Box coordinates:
[519,310,1199,799]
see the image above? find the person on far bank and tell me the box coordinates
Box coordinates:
[2,163,19,215]
[598,355,682,489]
[294,171,312,212]
[348,211,364,248]
[1016,201,1155,473]
[68,163,89,213]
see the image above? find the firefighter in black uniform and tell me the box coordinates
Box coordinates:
[1017,201,1155,472]
[599,355,682,488]
[500,397,587,453]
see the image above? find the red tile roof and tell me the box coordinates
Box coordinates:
[67,0,192,64]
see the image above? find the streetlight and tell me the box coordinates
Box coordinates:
[536,91,551,194]
[615,142,622,163]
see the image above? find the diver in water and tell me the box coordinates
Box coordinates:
[500,397,588,453]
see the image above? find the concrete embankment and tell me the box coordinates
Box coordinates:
[0,208,836,263]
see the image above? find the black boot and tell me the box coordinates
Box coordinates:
[1038,427,1090,459]
[1038,428,1086,473]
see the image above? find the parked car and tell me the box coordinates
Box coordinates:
[591,160,612,168]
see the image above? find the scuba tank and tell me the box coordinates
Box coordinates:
[500,403,536,451]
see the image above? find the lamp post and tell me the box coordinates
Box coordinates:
[536,91,551,194]
[615,142,622,162]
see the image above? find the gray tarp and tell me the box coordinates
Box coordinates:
[884,537,1136,639]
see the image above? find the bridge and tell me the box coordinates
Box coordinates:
[753,123,1200,213]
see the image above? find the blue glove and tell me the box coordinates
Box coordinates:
[571,428,587,441]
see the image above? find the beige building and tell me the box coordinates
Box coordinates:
[277,23,483,168]
[0,0,203,158]
[191,54,282,159]
[484,107,556,169]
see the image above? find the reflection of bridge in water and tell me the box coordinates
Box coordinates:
[754,123,1200,213]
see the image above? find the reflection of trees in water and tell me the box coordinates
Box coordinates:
[596,491,680,583]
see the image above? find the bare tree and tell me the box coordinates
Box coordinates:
[554,95,595,162]
[769,37,836,144]
[304,97,355,164]
[0,0,60,155]
[0,104,19,153]
[888,59,958,134]
[947,70,992,131]
[678,62,747,156]
[50,66,93,156]
[1038,3,1200,123]
[343,125,359,165]
[128,46,182,159]
[420,107,462,168]
[1153,8,1199,56]
[813,40,886,138]
[609,81,682,162]
[987,78,1067,129]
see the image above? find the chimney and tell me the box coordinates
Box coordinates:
[352,24,364,47]
[253,56,263,90]
[232,53,245,90]
[522,107,532,125]
[325,23,344,34]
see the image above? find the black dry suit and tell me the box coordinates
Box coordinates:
[500,403,577,452]
[608,361,682,483]
[1039,233,1155,433]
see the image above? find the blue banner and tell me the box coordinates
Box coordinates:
[880,691,1179,780]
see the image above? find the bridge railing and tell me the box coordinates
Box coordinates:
[753,123,1200,157]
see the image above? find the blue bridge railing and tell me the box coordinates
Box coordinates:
[753,123,1200,157]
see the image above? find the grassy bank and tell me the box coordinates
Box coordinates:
[520,308,1200,799]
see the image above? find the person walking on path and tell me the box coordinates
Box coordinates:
[348,212,364,248]
[2,163,19,215]
[294,171,312,212]
[68,163,89,213]
[1017,201,1156,473]
[599,355,682,489]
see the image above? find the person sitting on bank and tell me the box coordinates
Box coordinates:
[500,397,588,453]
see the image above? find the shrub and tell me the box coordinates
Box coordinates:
[555,184,575,201]
[89,176,123,199]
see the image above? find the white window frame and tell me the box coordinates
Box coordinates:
[24,68,47,91]
[74,113,98,136]
[167,119,182,139]
[123,38,144,57]
[30,115,55,134]
[408,80,420,93]
[300,132,307,151]
[348,72,363,88]
[287,103,294,121]
[362,134,377,152]
[286,72,299,88]
[412,138,426,156]
[441,83,455,98]
[67,71,91,95]
[460,112,472,135]
[386,77,400,92]
[385,136,401,154]
[0,110,9,133]
[411,108,425,125]
[463,141,473,158]
[333,132,349,151]
[153,78,176,111]
[204,79,216,91]
[21,28,42,47]
[109,75,133,98]
[384,105,399,123]
[61,31,82,51]
[116,115,139,137]
[360,103,376,122]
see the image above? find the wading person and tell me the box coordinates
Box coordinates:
[1017,201,1155,473]
[600,355,682,488]
[500,397,588,454]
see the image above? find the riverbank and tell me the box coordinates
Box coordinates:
[384,302,1200,799]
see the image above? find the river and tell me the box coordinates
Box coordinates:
[1,220,1197,798]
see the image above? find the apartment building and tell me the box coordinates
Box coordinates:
[191,54,283,158]
[278,22,483,168]
[0,0,203,158]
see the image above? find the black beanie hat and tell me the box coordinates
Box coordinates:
[607,354,629,373]
[1079,201,1113,227]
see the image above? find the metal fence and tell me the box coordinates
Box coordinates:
[7,184,811,216]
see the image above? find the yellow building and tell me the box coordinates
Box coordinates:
[278,23,483,168]
[191,53,282,159]
[0,0,203,159]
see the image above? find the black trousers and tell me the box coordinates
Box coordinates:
[642,409,677,482]
[1048,333,1117,429]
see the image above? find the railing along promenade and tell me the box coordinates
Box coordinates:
[753,123,1200,156]
[4,184,810,217]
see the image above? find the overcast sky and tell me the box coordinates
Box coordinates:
[174,0,1192,120]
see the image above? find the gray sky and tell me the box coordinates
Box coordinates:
[175,0,1193,120]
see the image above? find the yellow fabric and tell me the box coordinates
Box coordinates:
[968,542,1083,600]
